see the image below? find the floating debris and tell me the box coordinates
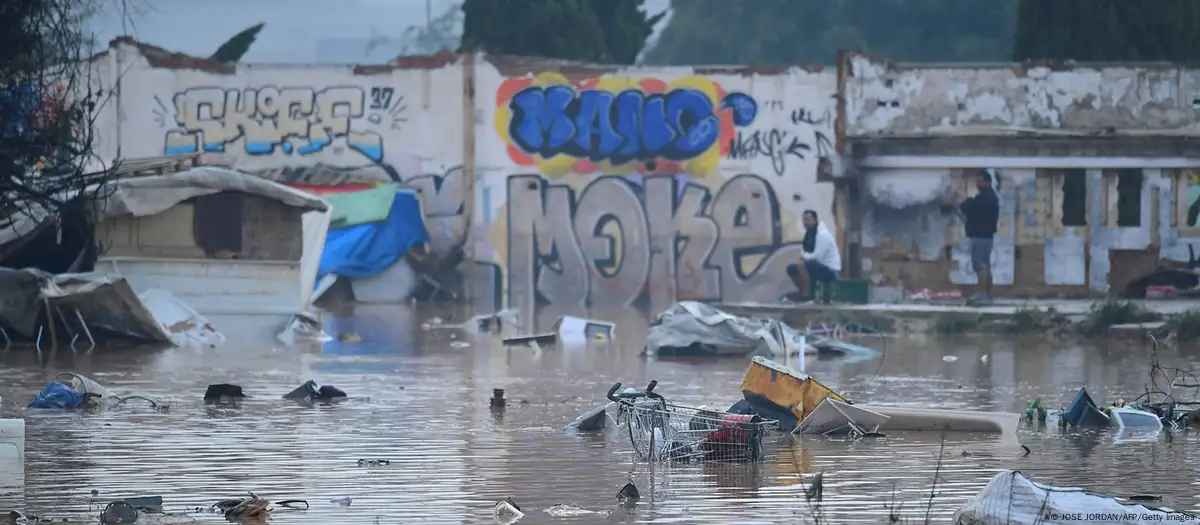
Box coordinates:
[494,497,524,524]
[203,384,246,403]
[616,482,640,504]
[566,404,609,432]
[544,504,601,517]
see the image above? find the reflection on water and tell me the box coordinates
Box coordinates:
[2,303,1199,523]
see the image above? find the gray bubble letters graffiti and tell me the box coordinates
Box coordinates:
[506,173,806,316]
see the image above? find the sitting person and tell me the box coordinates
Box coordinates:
[785,210,841,303]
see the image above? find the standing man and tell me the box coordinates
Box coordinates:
[956,171,1000,305]
[786,210,841,303]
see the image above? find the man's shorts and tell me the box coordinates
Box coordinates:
[970,237,993,271]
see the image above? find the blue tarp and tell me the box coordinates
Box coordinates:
[317,190,429,281]
[1,83,39,139]
[28,382,85,409]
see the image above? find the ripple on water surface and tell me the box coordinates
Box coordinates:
[1,305,1198,523]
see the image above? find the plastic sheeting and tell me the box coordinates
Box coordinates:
[299,209,332,308]
[41,272,172,343]
[0,269,224,347]
[954,470,1200,525]
[138,289,225,348]
[317,190,429,281]
[94,166,327,220]
[27,382,86,409]
[0,267,46,337]
[323,183,399,228]
[645,302,806,365]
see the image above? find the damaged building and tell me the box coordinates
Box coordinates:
[49,38,1200,320]
[839,52,1200,298]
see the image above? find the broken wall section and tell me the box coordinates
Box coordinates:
[843,53,1200,137]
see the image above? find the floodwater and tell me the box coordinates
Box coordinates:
[2,304,1200,523]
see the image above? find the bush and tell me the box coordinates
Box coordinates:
[1082,300,1161,333]
[1169,310,1200,342]
[934,315,981,335]
[1006,307,1062,333]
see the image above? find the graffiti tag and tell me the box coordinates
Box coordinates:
[507,173,804,315]
[507,86,758,164]
[728,129,812,177]
[162,85,405,163]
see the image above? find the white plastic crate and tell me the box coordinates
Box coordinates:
[0,418,24,474]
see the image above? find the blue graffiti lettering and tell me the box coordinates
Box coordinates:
[509,86,757,163]
[722,93,758,127]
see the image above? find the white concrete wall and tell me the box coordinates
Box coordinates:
[470,58,839,315]
[105,40,470,260]
[96,42,842,313]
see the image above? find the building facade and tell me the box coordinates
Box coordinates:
[840,52,1200,298]
[83,40,1200,318]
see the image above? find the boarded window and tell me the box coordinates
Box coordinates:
[193,192,244,256]
[1115,169,1142,227]
[1062,170,1087,226]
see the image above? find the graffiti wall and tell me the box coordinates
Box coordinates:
[472,60,838,317]
[107,40,469,258]
[94,42,841,314]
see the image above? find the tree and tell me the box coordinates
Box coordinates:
[460,0,662,64]
[644,0,1017,65]
[1014,0,1200,61]
[0,0,115,261]
[395,2,463,56]
[211,22,265,63]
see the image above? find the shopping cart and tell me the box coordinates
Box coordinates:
[607,381,777,463]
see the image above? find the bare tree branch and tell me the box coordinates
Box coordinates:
[0,0,123,252]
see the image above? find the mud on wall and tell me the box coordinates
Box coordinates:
[470,58,839,316]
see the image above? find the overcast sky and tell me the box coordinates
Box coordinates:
[86,0,671,63]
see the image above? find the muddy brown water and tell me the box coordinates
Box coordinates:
[2,304,1199,523]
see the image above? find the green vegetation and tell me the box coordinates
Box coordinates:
[1081,300,1161,333]
[461,0,662,64]
[934,315,982,335]
[210,23,264,63]
[1168,310,1200,342]
[1014,0,1200,61]
[1005,307,1065,334]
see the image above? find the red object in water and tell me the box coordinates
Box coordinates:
[701,413,759,460]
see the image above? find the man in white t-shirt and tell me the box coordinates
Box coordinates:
[785,210,841,303]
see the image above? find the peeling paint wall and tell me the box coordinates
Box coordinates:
[860,166,1200,297]
[844,53,1200,137]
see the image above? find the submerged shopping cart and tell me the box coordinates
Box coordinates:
[606,381,777,463]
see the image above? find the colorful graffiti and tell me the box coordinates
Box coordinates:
[506,173,805,315]
[160,86,407,163]
[495,74,759,177]
[405,165,468,258]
